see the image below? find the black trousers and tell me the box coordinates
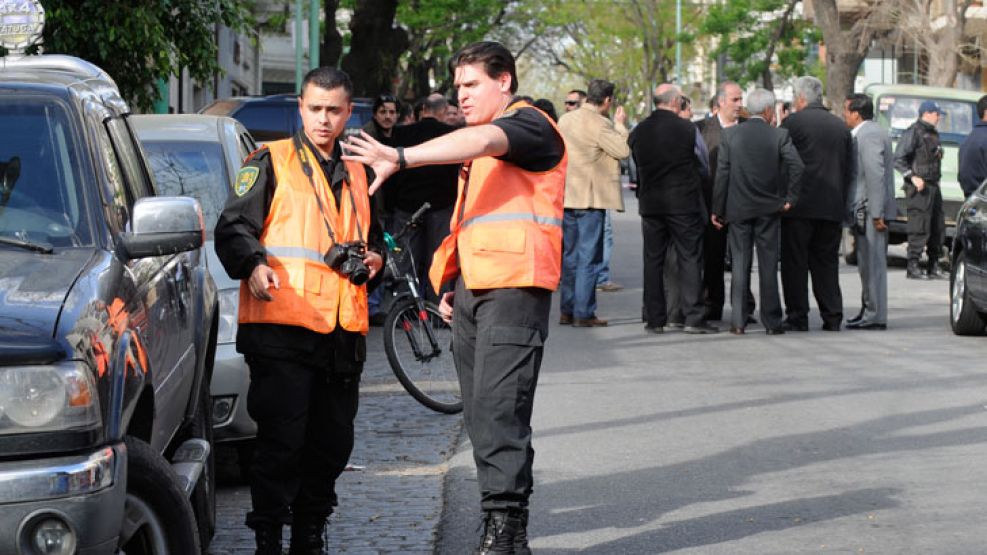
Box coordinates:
[244,354,359,529]
[391,205,454,302]
[641,213,706,327]
[453,279,550,510]
[780,218,844,328]
[703,223,728,319]
[728,215,783,330]
[906,183,945,263]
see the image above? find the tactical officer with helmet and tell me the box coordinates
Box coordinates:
[345,41,566,554]
[214,67,384,555]
[894,100,946,280]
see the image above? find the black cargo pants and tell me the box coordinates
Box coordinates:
[243,354,359,529]
[906,182,945,264]
[452,278,551,510]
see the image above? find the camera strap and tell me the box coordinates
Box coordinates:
[292,134,366,244]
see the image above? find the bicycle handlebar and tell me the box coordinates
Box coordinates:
[410,202,431,225]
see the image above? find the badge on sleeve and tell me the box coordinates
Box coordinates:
[235,167,260,197]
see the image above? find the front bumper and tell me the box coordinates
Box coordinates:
[210,342,256,442]
[0,443,126,555]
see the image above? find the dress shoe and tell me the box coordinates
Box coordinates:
[746,315,758,325]
[644,325,664,334]
[781,320,808,332]
[475,510,528,555]
[596,281,624,292]
[821,322,841,331]
[704,309,723,321]
[906,260,929,280]
[666,322,685,330]
[765,328,786,336]
[847,308,865,326]
[559,313,573,325]
[573,316,608,327]
[846,320,887,330]
[729,326,745,335]
[684,324,719,334]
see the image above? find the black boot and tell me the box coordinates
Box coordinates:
[475,510,526,554]
[254,524,283,555]
[288,516,328,555]
[514,509,531,555]
[927,259,945,279]
[906,259,928,280]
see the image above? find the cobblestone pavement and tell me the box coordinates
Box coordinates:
[207,327,463,554]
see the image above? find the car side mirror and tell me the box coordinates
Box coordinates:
[117,196,205,260]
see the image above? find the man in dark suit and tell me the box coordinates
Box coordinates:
[385,93,460,303]
[780,76,855,331]
[712,88,804,334]
[697,81,756,323]
[630,84,717,334]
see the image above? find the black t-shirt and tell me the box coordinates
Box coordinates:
[491,99,565,172]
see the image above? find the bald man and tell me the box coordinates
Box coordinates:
[629,84,717,334]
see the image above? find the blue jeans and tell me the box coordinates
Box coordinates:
[560,208,605,319]
[596,210,614,286]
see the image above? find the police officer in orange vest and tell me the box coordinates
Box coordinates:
[345,41,566,554]
[215,67,384,555]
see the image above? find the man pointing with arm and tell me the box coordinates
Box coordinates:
[345,41,566,555]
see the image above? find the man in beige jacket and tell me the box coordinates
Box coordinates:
[557,79,629,327]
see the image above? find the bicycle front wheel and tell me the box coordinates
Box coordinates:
[383,299,463,414]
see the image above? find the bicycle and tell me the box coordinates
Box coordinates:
[381,202,463,414]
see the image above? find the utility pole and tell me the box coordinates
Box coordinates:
[309,0,320,69]
[675,0,682,84]
[295,0,304,93]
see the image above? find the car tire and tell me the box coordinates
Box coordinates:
[119,436,201,555]
[950,252,986,336]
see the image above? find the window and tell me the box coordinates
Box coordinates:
[106,117,154,199]
[0,97,93,246]
[877,95,976,145]
[141,141,230,239]
[232,105,291,142]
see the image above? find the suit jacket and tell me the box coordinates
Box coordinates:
[557,103,629,211]
[781,103,855,222]
[713,118,804,222]
[629,108,705,215]
[853,120,897,220]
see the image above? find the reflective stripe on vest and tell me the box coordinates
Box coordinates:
[238,138,371,334]
[428,100,567,292]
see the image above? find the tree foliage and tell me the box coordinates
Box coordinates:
[29,0,250,112]
[701,0,820,90]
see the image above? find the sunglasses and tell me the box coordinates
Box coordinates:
[564,100,579,106]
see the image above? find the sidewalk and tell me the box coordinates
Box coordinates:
[208,326,463,554]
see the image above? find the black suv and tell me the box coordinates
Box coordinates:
[201,93,373,142]
[0,55,218,554]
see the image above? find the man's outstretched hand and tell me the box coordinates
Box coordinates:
[342,131,398,195]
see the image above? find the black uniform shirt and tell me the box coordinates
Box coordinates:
[491,98,565,172]
[214,134,384,369]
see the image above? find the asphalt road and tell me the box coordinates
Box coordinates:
[438,194,987,554]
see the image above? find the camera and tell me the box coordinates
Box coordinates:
[324,241,371,285]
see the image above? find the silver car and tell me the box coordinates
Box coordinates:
[131,115,258,452]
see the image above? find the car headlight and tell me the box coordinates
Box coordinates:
[216,287,240,344]
[0,362,100,433]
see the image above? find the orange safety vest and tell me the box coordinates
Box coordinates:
[238,138,371,334]
[429,100,567,293]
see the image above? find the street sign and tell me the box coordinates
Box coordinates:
[0,0,45,55]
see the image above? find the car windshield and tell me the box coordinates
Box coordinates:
[877,95,976,144]
[141,141,230,239]
[0,97,92,247]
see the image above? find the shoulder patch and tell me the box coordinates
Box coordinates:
[234,167,260,197]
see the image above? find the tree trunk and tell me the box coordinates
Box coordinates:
[812,0,866,112]
[321,0,343,67]
[341,0,408,96]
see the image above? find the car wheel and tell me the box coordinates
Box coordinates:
[119,436,201,555]
[950,252,986,336]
